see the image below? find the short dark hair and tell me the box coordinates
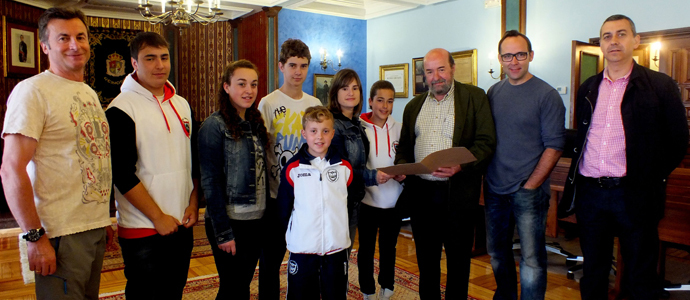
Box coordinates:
[279,39,311,64]
[369,80,395,100]
[130,32,169,61]
[498,30,533,53]
[38,7,89,44]
[602,14,637,36]
[327,69,364,116]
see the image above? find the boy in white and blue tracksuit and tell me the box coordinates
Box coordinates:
[278,106,354,300]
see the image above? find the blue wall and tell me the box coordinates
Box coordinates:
[278,9,367,105]
[367,0,689,126]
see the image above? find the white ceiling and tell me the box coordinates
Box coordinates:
[14,0,452,21]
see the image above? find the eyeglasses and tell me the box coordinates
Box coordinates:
[500,52,529,62]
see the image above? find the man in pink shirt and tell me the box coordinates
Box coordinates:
[560,15,688,300]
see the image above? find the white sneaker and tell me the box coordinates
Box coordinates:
[379,288,394,300]
[363,293,378,300]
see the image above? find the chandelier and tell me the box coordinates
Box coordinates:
[136,0,223,28]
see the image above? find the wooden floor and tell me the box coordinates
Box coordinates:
[0,225,585,300]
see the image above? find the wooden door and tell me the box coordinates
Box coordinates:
[639,29,690,135]
[632,44,650,68]
[570,41,604,129]
[657,37,690,112]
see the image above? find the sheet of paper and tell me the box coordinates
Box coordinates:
[378,163,430,176]
[378,147,477,176]
[384,69,405,94]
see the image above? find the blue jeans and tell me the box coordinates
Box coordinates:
[484,186,549,300]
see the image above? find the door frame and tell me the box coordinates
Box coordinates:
[570,40,603,129]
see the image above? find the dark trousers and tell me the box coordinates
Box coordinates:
[119,225,193,300]
[259,198,287,299]
[206,218,263,299]
[410,179,475,300]
[357,203,402,295]
[286,251,349,300]
[575,178,660,300]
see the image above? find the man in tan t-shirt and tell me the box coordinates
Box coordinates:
[1,7,113,300]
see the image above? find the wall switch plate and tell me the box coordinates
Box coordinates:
[557,86,567,95]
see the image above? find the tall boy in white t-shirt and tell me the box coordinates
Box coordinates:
[258,38,322,299]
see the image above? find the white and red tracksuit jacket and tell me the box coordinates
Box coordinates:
[278,144,354,256]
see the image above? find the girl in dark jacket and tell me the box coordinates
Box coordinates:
[327,69,395,256]
[198,60,269,299]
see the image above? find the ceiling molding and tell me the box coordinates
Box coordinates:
[12,0,451,21]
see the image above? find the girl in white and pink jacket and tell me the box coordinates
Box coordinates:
[358,80,404,300]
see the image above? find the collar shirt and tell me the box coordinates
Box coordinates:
[579,66,632,178]
[310,156,329,173]
[414,84,455,181]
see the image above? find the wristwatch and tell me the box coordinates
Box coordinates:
[22,227,45,242]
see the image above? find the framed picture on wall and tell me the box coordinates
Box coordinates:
[450,49,478,86]
[412,57,428,96]
[3,16,40,78]
[314,74,334,106]
[379,63,409,98]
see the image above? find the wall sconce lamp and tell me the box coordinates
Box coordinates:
[488,68,500,79]
[488,51,500,79]
[651,42,661,67]
[319,48,343,72]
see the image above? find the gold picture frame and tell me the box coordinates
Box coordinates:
[313,74,334,106]
[412,57,427,96]
[450,49,478,86]
[379,63,409,98]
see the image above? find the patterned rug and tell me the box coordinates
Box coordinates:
[101,218,212,271]
[99,252,479,300]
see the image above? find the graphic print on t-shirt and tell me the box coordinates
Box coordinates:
[70,92,112,204]
[254,135,267,193]
[270,106,308,179]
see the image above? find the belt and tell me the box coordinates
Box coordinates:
[579,175,626,189]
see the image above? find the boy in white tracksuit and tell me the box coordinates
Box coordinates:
[278,106,354,300]
[358,80,403,300]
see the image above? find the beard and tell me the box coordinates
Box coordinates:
[430,78,452,96]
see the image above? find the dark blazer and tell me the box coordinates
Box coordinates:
[395,81,496,213]
[559,62,689,221]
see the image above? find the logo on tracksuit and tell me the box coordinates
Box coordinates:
[327,169,339,182]
[288,260,298,275]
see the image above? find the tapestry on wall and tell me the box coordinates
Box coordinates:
[86,28,140,108]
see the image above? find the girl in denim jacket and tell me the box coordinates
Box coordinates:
[198,60,270,299]
[327,69,394,254]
